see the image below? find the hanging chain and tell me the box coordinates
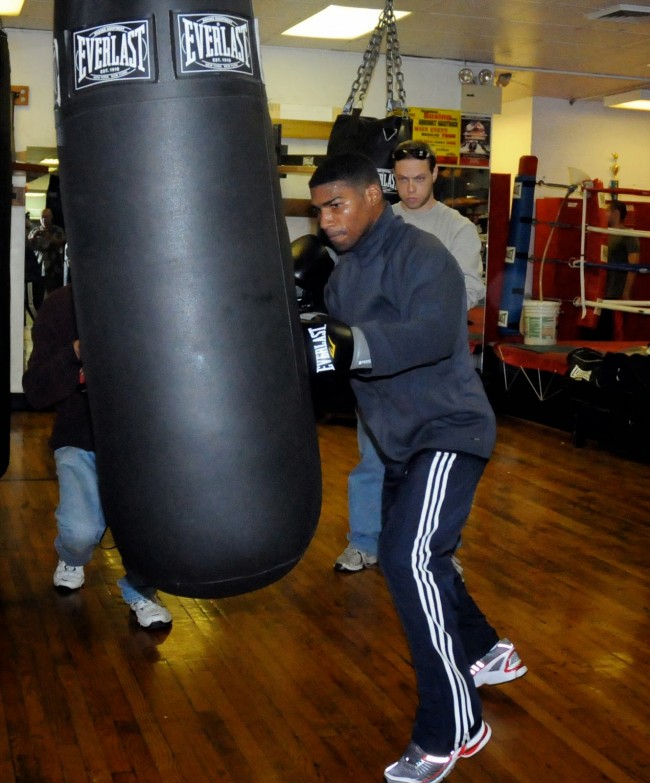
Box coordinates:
[342,0,408,115]
[342,15,386,113]
[385,2,408,115]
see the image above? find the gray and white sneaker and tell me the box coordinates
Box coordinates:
[53,560,85,591]
[471,638,527,687]
[334,545,378,572]
[384,723,491,782]
[384,742,460,783]
[129,595,172,629]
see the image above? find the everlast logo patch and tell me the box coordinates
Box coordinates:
[73,20,152,91]
[176,14,253,75]
[308,326,335,373]
[378,168,396,194]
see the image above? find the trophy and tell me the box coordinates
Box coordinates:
[610,152,619,196]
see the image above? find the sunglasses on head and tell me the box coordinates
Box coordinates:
[393,146,432,161]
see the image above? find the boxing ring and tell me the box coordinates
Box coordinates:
[489,181,650,402]
[573,184,650,320]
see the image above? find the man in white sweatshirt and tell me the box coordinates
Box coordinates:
[391,140,485,310]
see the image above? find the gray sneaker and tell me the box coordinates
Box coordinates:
[129,595,172,629]
[53,560,85,591]
[334,545,378,572]
[471,638,527,687]
[384,742,459,783]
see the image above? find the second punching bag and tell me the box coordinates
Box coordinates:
[53,1,321,597]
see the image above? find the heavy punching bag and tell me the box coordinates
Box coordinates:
[0,30,11,479]
[53,1,321,597]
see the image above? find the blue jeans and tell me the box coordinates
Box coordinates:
[347,420,383,556]
[54,446,156,604]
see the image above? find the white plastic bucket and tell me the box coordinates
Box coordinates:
[521,299,560,345]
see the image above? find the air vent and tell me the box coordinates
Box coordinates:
[587,4,650,20]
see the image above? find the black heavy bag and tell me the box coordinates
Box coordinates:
[327,0,411,203]
[53,0,321,598]
[0,30,11,478]
[327,110,411,200]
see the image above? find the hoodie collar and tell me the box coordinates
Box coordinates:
[344,203,398,264]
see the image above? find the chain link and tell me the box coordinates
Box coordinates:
[342,1,407,116]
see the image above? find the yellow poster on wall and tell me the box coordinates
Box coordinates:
[408,107,461,165]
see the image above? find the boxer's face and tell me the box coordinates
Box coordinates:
[310,180,382,253]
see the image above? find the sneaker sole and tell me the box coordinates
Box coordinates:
[384,756,458,783]
[333,562,366,572]
[131,614,172,630]
[474,662,528,688]
[53,582,84,592]
[333,558,379,573]
[137,620,172,630]
[460,722,492,758]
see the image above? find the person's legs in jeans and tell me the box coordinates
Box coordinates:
[54,448,170,625]
[54,446,106,566]
[346,419,383,556]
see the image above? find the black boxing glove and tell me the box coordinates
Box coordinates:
[301,313,371,375]
[292,234,335,312]
[292,234,334,292]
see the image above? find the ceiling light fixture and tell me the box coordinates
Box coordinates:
[586,4,650,21]
[282,5,410,41]
[0,0,25,15]
[604,88,650,110]
[458,67,475,84]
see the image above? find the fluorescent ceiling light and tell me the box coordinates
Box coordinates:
[603,88,650,110]
[282,5,410,40]
[0,1,25,15]
[586,4,650,21]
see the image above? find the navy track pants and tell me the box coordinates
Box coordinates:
[379,449,493,754]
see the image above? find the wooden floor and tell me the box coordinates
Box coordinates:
[0,411,648,783]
